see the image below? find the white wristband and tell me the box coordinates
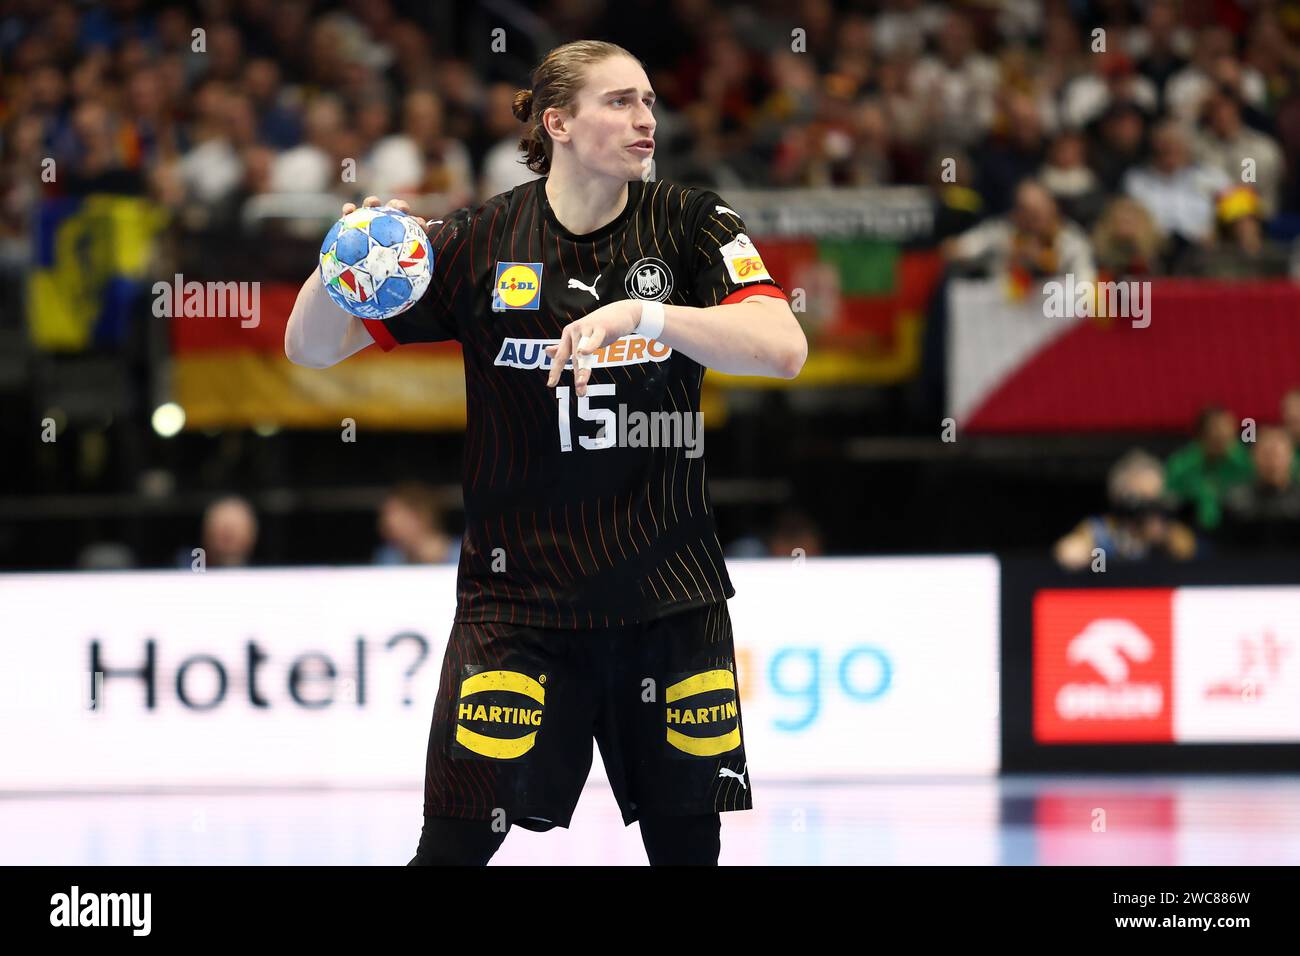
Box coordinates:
[636,300,665,340]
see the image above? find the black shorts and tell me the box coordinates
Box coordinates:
[420,600,752,829]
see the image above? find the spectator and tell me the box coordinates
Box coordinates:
[122,65,178,173]
[908,11,999,148]
[1033,14,1090,131]
[1219,427,1300,551]
[751,48,822,166]
[989,0,1042,46]
[976,89,1048,217]
[926,148,983,242]
[1244,16,1300,117]
[944,179,1095,283]
[202,22,245,85]
[382,18,439,97]
[1123,119,1231,248]
[243,58,303,150]
[432,57,484,147]
[77,542,137,571]
[1054,449,1197,570]
[268,94,345,194]
[767,509,825,559]
[1091,196,1166,278]
[726,509,825,558]
[1193,88,1285,219]
[373,482,460,566]
[177,495,259,569]
[682,19,771,183]
[176,81,245,208]
[236,142,277,202]
[1282,388,1300,478]
[1173,185,1291,279]
[65,97,141,192]
[827,14,876,100]
[1165,405,1254,531]
[844,99,894,186]
[785,96,893,188]
[1165,26,1267,127]
[366,89,474,207]
[873,0,945,58]
[1087,101,1148,194]
[1040,129,1106,228]
[1058,50,1158,131]
[477,82,542,202]
[1133,0,1191,110]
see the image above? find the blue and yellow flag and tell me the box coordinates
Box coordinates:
[27,194,168,350]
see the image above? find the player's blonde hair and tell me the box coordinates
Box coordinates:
[513,40,644,175]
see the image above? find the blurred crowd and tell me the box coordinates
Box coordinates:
[77,480,461,570]
[2,0,1299,278]
[7,0,1300,571]
[1055,388,1300,569]
[71,480,825,570]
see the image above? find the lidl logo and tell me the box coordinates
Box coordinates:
[453,667,546,759]
[665,667,742,758]
[493,262,543,311]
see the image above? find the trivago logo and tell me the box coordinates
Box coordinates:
[452,667,546,759]
[1034,589,1174,743]
[734,644,893,732]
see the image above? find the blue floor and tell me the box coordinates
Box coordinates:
[3,776,1298,865]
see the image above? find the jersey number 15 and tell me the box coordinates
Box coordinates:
[555,384,616,451]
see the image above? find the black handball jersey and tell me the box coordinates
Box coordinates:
[360,177,788,628]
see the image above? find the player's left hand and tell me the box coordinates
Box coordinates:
[545,299,642,397]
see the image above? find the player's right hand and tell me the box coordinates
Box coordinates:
[341,196,434,234]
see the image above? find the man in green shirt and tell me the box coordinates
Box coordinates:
[1281,388,1300,480]
[1165,405,1254,530]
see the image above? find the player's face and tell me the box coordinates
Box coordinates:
[565,56,656,181]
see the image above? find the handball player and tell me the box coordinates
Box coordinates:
[286,40,807,865]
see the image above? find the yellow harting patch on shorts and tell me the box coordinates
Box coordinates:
[664,668,742,757]
[454,669,546,759]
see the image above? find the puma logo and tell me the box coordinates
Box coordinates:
[718,764,747,789]
[567,275,601,301]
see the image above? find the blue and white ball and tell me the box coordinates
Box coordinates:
[318,207,433,320]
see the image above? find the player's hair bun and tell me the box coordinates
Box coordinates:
[512,89,533,122]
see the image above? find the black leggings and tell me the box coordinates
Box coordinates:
[408,812,721,866]
[638,812,721,866]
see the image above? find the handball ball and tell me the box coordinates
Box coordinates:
[318,206,433,320]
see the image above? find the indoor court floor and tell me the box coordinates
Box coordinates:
[3,775,1298,866]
